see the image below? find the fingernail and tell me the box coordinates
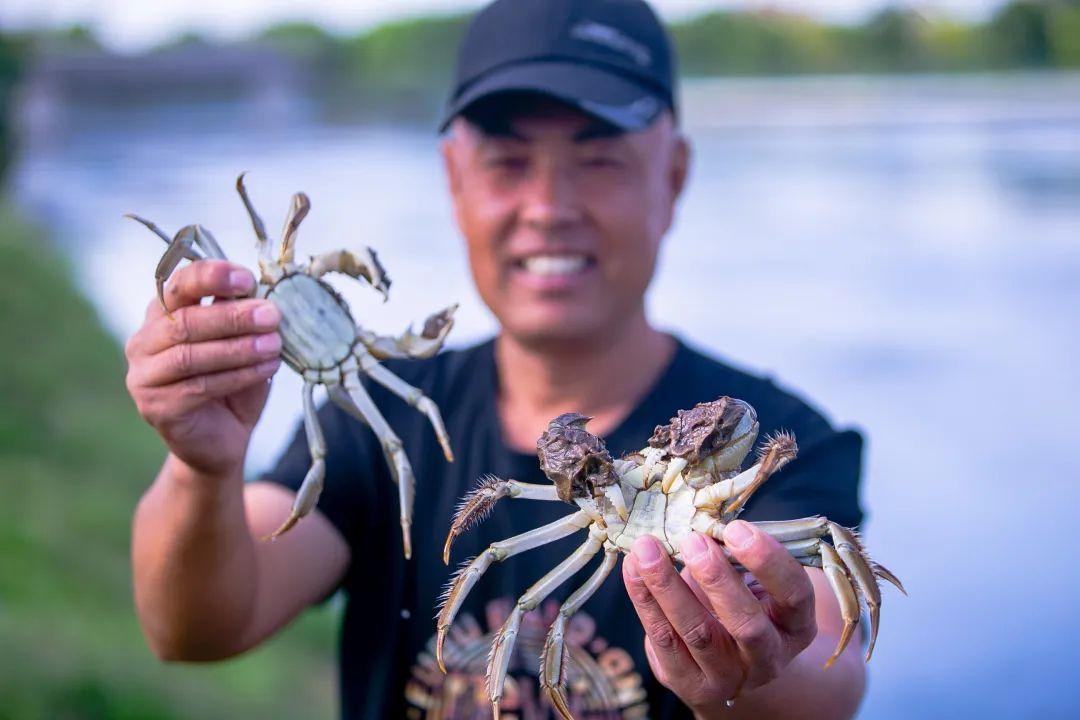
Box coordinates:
[723,521,755,550]
[255,333,281,354]
[253,303,280,328]
[230,270,254,293]
[681,533,709,563]
[632,536,663,567]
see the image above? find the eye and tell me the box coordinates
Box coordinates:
[580,155,621,169]
[486,156,528,171]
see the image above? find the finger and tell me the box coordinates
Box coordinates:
[629,536,734,682]
[723,521,817,646]
[136,299,281,355]
[682,531,783,675]
[165,358,281,415]
[150,260,256,317]
[683,565,763,608]
[643,637,667,685]
[133,333,282,388]
[622,551,703,688]
[680,566,714,611]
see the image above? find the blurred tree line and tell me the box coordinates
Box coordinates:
[0,31,24,183]
[2,1,1078,122]
[249,0,1080,103]
[673,0,1080,75]
[0,22,337,720]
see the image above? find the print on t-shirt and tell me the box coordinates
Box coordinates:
[406,597,650,719]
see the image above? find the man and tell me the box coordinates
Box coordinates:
[126,0,868,717]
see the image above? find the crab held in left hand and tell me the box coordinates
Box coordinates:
[438,397,904,719]
[127,174,457,557]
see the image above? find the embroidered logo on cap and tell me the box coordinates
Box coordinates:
[570,20,652,67]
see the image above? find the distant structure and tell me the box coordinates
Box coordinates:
[16,44,312,150]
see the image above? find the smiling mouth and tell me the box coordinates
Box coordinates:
[514,253,596,276]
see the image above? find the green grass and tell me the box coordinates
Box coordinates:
[0,205,339,719]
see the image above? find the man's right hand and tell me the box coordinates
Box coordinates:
[124,260,283,476]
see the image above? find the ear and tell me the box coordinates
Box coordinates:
[441,133,462,199]
[668,131,690,203]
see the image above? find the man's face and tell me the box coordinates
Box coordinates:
[442,97,689,346]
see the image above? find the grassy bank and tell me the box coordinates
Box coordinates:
[0,205,338,719]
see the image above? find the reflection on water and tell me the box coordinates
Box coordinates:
[13,73,1080,718]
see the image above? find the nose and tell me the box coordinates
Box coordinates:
[520,160,583,232]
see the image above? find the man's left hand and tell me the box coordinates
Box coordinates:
[622,520,818,719]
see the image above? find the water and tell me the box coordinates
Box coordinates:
[12,72,1080,718]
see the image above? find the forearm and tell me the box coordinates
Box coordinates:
[131,454,259,661]
[694,628,865,720]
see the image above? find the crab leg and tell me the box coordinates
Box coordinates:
[830,522,892,662]
[721,432,798,517]
[436,510,592,673]
[357,304,457,360]
[356,354,454,464]
[278,192,310,265]
[692,514,828,542]
[330,374,417,559]
[128,222,228,317]
[152,226,200,314]
[264,379,325,541]
[190,224,227,260]
[821,543,859,669]
[307,248,390,300]
[234,172,273,269]
[540,547,619,720]
[487,525,607,720]
[443,476,562,564]
[760,519,903,663]
[693,462,768,513]
[689,513,904,667]
[692,436,798,518]
[125,214,198,256]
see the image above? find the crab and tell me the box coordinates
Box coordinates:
[126,173,457,558]
[437,397,904,719]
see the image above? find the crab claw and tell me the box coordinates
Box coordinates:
[358,246,391,301]
[660,457,688,493]
[602,484,629,522]
[125,214,203,319]
[421,303,457,343]
[154,225,201,319]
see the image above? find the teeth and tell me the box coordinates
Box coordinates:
[521,254,587,276]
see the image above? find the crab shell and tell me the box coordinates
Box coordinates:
[258,271,358,377]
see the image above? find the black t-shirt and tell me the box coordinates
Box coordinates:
[264,337,864,720]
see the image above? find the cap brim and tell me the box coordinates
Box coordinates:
[438,60,666,133]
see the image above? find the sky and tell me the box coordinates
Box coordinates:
[0,0,1008,53]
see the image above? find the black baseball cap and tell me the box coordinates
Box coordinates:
[439,0,678,133]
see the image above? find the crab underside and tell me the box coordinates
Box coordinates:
[128,174,459,558]
[438,398,904,719]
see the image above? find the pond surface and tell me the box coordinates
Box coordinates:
[13,72,1080,718]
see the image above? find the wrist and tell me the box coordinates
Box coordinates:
[137,454,249,546]
[160,453,245,501]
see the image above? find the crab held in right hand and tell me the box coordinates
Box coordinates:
[127,174,458,558]
[438,397,904,720]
